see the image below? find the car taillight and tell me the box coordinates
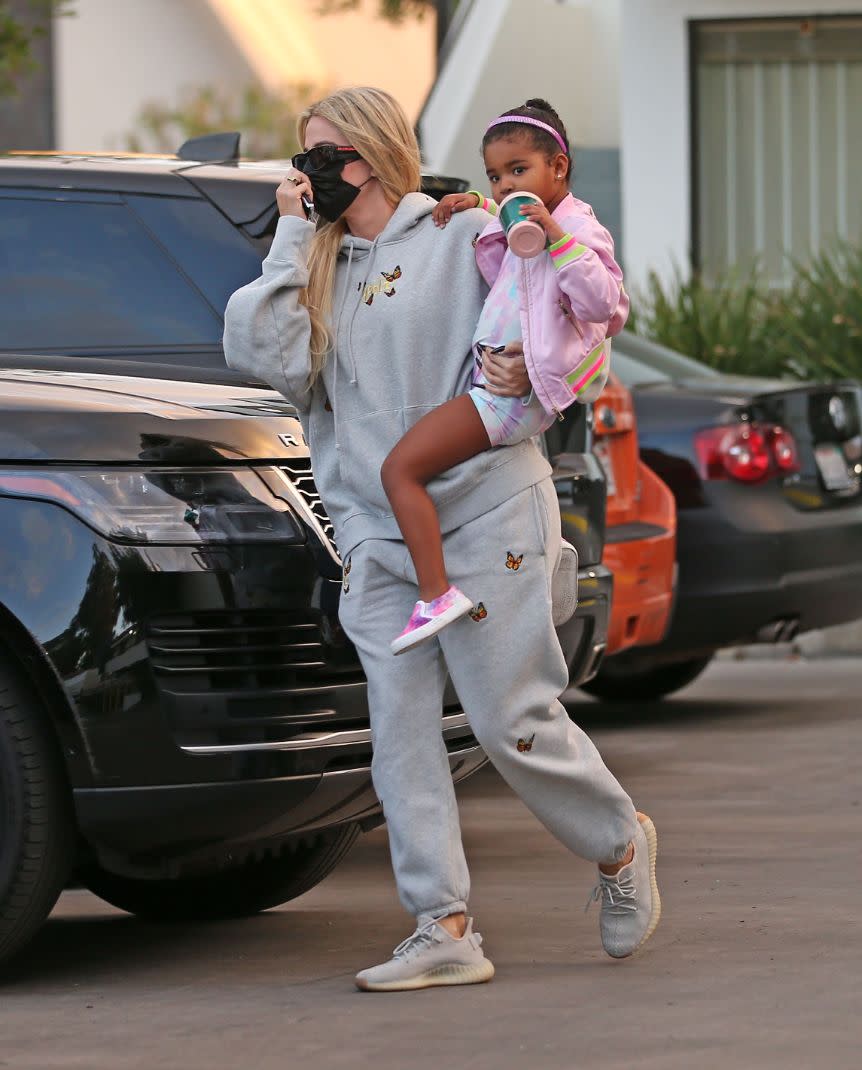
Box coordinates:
[770,427,800,473]
[694,423,800,484]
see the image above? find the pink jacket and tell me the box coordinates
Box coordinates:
[474,192,629,418]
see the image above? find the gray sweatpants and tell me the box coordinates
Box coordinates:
[337,478,638,922]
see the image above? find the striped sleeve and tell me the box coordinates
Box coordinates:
[467,190,498,216]
[548,232,589,270]
[564,339,611,403]
[551,215,625,324]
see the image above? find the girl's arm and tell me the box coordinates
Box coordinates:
[432,191,497,227]
[467,191,498,216]
[223,215,316,409]
[548,215,628,326]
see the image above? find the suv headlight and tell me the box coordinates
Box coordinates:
[0,467,305,544]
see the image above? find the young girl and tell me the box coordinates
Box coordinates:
[383,98,629,654]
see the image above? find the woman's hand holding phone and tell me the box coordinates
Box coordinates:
[276,169,315,220]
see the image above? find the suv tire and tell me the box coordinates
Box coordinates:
[79,823,360,921]
[0,657,76,968]
[580,653,715,702]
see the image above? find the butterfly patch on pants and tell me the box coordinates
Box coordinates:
[469,602,488,622]
[517,734,535,753]
[342,556,352,595]
[506,551,524,571]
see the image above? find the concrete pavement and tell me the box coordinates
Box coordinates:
[1,658,858,1070]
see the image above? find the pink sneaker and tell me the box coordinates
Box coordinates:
[391,586,474,655]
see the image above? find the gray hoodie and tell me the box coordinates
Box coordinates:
[223,192,550,558]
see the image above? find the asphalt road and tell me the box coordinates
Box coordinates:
[2,658,859,1070]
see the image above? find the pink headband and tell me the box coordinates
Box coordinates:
[485,114,568,155]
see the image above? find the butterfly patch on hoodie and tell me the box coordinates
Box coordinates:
[361,265,402,305]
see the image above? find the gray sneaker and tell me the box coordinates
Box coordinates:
[587,812,661,959]
[355,917,495,992]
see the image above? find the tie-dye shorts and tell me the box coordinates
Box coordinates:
[468,383,555,447]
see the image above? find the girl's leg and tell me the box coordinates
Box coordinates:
[381,394,490,602]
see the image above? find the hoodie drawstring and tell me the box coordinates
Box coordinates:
[346,233,380,385]
[332,239,355,451]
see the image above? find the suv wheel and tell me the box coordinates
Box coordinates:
[79,823,360,921]
[0,657,76,968]
[580,653,715,702]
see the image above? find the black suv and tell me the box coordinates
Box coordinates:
[0,144,612,968]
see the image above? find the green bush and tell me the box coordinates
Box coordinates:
[631,244,862,383]
[776,244,862,381]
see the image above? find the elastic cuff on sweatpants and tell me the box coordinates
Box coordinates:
[600,820,640,866]
[416,900,468,927]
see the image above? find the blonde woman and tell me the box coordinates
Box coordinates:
[223,87,660,992]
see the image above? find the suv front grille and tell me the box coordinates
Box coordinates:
[148,611,324,685]
[147,609,363,690]
[279,458,340,560]
[146,609,366,747]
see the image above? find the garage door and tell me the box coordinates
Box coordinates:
[693,16,862,283]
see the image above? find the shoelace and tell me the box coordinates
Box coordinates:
[585,871,639,915]
[392,921,442,961]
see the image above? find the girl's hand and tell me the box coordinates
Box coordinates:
[482,342,531,397]
[433,192,482,228]
[518,203,565,245]
[276,169,314,219]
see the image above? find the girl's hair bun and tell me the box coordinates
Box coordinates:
[524,98,559,118]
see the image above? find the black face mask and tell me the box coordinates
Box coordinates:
[292,146,368,223]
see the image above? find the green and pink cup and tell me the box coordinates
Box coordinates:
[498,191,547,258]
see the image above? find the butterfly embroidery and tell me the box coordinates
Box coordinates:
[517,734,535,753]
[506,551,524,571]
[469,602,487,622]
[342,556,352,594]
[361,266,402,305]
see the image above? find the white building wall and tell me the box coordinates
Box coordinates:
[620,0,862,290]
[420,0,622,191]
[55,0,257,151]
[55,0,435,152]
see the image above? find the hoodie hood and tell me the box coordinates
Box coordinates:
[336,192,436,261]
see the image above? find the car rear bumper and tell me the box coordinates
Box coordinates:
[603,527,675,654]
[656,500,862,654]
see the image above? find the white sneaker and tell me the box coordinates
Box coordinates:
[587,812,661,958]
[355,918,495,992]
[390,585,473,655]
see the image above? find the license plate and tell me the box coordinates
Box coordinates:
[815,444,853,491]
[593,439,617,497]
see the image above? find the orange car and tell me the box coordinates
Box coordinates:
[591,373,676,656]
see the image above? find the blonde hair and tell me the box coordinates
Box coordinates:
[297,87,422,385]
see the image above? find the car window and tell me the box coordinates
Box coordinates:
[126,196,264,315]
[0,195,223,349]
[613,330,721,383]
